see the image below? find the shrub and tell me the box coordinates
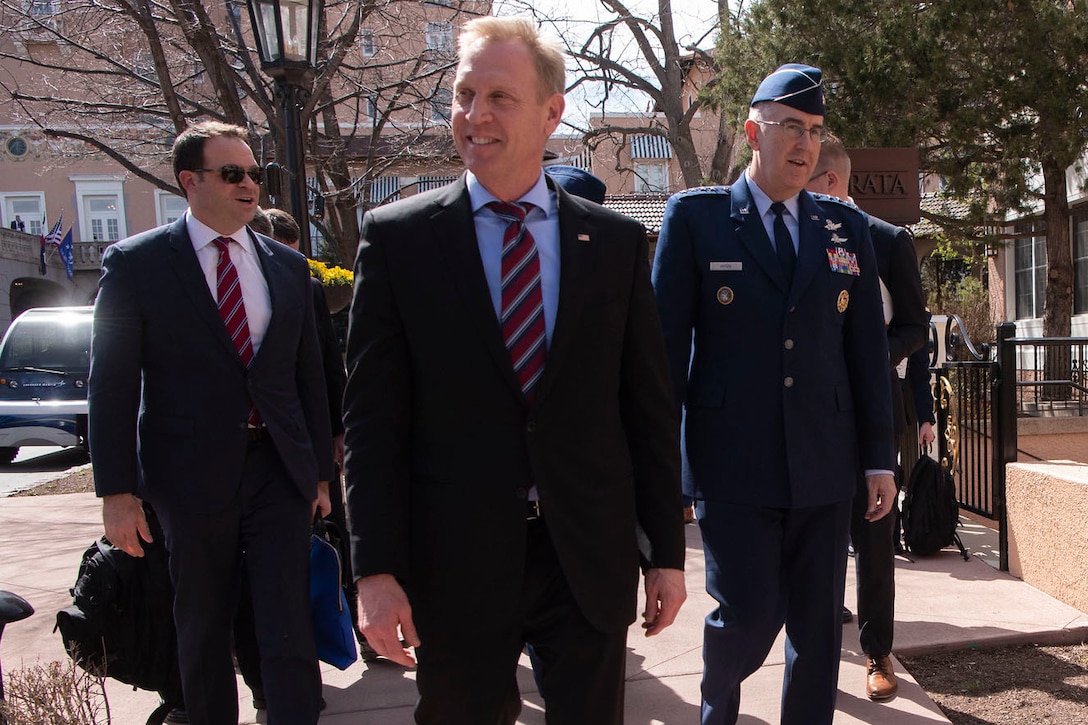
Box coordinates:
[0,659,110,725]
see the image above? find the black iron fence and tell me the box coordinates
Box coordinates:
[934,317,1088,572]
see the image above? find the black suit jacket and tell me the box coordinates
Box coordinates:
[310,278,346,436]
[342,175,683,634]
[869,216,927,436]
[89,217,334,513]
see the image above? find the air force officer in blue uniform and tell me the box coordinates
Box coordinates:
[651,65,897,724]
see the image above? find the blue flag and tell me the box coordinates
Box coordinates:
[57,227,74,280]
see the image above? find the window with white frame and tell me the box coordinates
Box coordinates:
[2,193,45,236]
[630,134,671,193]
[72,175,127,244]
[86,197,121,242]
[156,191,188,226]
[426,22,453,54]
[1075,205,1088,315]
[431,88,452,123]
[634,161,669,193]
[26,0,56,16]
[1014,219,1046,320]
[360,28,375,57]
[362,94,378,118]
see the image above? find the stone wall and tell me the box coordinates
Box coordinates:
[1006,462,1088,614]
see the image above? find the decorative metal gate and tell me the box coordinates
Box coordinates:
[932,317,1011,570]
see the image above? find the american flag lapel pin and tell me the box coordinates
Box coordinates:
[577,233,591,242]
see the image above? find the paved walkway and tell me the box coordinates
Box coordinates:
[1,492,1086,724]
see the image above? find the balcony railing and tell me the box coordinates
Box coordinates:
[0,228,109,272]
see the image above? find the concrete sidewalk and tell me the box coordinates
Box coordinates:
[1,493,1086,724]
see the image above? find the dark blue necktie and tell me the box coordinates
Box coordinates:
[770,202,796,285]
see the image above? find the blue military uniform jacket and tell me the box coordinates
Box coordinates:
[651,176,895,509]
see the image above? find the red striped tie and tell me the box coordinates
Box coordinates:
[213,236,260,425]
[488,201,546,401]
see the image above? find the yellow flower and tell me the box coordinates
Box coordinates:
[308,258,354,287]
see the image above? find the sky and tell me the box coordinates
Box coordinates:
[494,0,728,129]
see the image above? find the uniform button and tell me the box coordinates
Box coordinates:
[784,339,794,350]
[784,376,794,388]
[526,421,536,434]
[514,487,529,500]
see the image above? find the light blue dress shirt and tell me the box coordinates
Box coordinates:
[745,170,800,255]
[467,171,560,349]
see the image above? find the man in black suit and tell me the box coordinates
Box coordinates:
[9,215,24,231]
[806,134,928,701]
[343,16,686,725]
[653,65,896,724]
[89,121,334,725]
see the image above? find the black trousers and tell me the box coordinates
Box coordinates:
[157,440,321,725]
[414,518,628,725]
[852,470,898,658]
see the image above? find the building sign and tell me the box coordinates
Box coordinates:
[846,148,920,225]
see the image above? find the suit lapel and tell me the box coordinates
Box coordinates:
[731,179,790,293]
[164,217,242,365]
[531,183,600,405]
[430,177,525,400]
[249,230,283,368]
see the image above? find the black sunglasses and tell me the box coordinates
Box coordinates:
[194,164,265,185]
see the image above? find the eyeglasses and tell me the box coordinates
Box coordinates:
[756,120,827,144]
[193,164,265,185]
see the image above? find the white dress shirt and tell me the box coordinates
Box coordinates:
[186,211,271,354]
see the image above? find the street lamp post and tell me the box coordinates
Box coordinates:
[246,0,322,257]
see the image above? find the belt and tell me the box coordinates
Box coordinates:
[526,500,542,521]
[246,426,270,442]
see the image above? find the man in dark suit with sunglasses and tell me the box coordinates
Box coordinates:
[89,120,334,725]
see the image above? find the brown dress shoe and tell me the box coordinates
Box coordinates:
[866,655,899,701]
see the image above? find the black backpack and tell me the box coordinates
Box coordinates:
[903,454,969,560]
[55,510,182,723]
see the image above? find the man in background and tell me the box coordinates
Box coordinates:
[806,135,927,701]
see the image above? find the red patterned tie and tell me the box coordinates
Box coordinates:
[212,237,259,425]
[488,201,546,401]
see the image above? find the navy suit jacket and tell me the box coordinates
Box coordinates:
[89,217,334,513]
[652,177,894,508]
[342,174,683,634]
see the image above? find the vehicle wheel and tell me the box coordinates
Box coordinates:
[0,448,18,464]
